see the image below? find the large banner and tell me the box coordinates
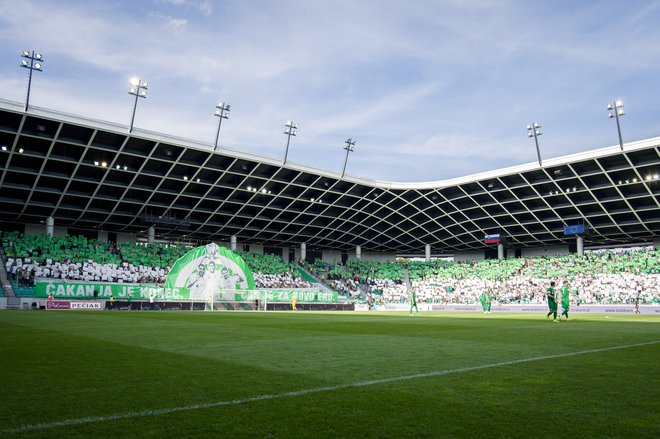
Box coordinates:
[164,243,256,301]
[236,290,338,303]
[35,282,173,300]
[35,282,338,303]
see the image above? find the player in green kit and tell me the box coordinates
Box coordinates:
[481,288,493,313]
[559,280,571,321]
[409,290,419,316]
[546,281,558,322]
[480,290,488,313]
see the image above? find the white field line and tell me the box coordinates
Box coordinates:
[2,340,658,435]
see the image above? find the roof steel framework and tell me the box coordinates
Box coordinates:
[0,99,658,253]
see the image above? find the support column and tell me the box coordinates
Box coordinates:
[46,216,54,237]
[356,245,362,260]
[576,236,584,256]
[282,247,290,262]
[230,236,237,251]
[147,226,155,244]
[425,244,431,262]
[301,243,307,262]
[497,243,504,260]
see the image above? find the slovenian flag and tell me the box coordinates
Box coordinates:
[484,234,501,244]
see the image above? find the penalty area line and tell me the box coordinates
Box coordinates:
[2,339,658,435]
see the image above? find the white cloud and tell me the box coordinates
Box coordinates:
[165,17,188,30]
[197,0,212,16]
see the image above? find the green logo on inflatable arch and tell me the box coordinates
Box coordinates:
[164,243,255,301]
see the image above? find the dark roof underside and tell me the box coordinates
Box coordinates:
[0,106,658,253]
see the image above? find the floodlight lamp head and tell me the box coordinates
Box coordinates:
[139,91,147,97]
[608,113,614,118]
[21,60,28,67]
[141,81,148,88]
[527,132,533,138]
[22,50,30,57]
[534,122,540,128]
[607,103,613,110]
[535,130,542,135]
[615,100,623,108]
[130,77,140,86]
[617,109,625,116]
[35,53,42,60]
[34,63,42,70]
[526,124,532,130]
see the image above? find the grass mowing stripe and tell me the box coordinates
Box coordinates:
[2,339,657,435]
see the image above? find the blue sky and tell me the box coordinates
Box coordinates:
[1,0,660,182]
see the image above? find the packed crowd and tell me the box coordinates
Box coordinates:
[2,231,658,305]
[308,248,659,305]
[406,248,659,305]
[240,252,312,289]
[1,231,311,290]
[6,258,169,285]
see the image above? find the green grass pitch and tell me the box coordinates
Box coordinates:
[0,310,658,438]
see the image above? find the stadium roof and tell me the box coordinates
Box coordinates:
[0,98,658,253]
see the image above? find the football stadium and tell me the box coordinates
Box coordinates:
[1,97,659,437]
[1,3,660,438]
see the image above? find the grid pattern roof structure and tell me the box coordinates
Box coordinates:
[0,99,658,253]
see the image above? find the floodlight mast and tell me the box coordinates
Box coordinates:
[341,138,356,178]
[128,78,148,133]
[283,120,297,164]
[20,50,44,112]
[213,102,231,151]
[607,100,625,151]
[527,122,543,166]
